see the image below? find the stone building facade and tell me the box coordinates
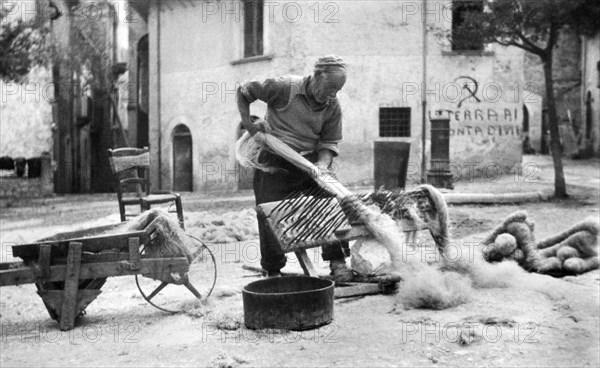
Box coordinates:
[525,29,600,157]
[0,1,53,198]
[581,32,600,156]
[47,0,130,193]
[127,0,540,192]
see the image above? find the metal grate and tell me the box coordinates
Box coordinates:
[379,107,411,137]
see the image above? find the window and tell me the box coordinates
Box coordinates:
[243,0,263,58]
[379,108,411,137]
[452,0,484,51]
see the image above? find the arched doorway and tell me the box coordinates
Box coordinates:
[522,105,534,154]
[173,124,193,191]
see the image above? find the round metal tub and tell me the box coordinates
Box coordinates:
[242,276,334,330]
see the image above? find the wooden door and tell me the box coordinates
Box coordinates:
[173,125,193,191]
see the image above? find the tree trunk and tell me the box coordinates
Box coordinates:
[542,54,568,198]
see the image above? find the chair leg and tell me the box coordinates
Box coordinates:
[140,200,150,213]
[119,203,126,222]
[175,195,185,230]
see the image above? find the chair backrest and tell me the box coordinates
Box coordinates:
[107,147,151,198]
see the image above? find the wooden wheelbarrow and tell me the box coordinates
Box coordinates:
[0,222,216,331]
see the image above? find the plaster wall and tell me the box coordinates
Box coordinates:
[147,0,531,191]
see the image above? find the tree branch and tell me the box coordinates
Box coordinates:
[493,36,543,57]
[492,37,513,47]
[545,21,558,56]
[513,27,545,55]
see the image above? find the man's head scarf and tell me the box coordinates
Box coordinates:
[314,55,347,74]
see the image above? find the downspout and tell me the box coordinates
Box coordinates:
[68,6,76,192]
[157,2,162,188]
[580,35,586,126]
[421,0,428,183]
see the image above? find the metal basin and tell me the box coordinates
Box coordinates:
[242,276,334,330]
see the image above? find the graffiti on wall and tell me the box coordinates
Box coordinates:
[430,76,524,167]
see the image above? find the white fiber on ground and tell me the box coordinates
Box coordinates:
[396,249,526,310]
[185,209,259,243]
[397,267,473,310]
[441,249,526,289]
[349,204,473,310]
[348,204,529,310]
[338,195,474,310]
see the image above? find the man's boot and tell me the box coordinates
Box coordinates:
[329,259,353,282]
[266,270,282,278]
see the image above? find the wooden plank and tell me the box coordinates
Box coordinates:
[295,249,318,277]
[60,242,83,331]
[36,223,124,242]
[0,267,35,286]
[37,244,51,279]
[0,262,24,271]
[335,274,403,285]
[0,258,190,286]
[80,258,189,281]
[37,290,64,321]
[128,238,140,270]
[38,290,103,326]
[81,252,130,263]
[50,252,130,265]
[334,283,382,299]
[12,232,148,262]
[109,151,150,173]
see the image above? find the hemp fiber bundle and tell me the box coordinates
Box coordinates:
[122,208,194,263]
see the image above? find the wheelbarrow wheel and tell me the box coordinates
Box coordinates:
[135,234,217,313]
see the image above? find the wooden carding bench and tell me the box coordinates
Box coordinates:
[255,185,449,298]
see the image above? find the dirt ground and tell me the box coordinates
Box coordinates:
[1,187,599,367]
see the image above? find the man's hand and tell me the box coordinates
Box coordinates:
[248,118,269,136]
[315,161,330,173]
[314,149,337,183]
[315,161,338,182]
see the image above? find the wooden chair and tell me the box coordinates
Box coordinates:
[107,147,185,229]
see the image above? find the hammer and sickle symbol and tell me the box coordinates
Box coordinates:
[454,76,481,108]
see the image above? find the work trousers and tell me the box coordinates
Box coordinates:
[253,151,349,272]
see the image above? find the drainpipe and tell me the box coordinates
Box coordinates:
[421,0,428,183]
[157,2,162,189]
[68,5,75,192]
[581,35,586,125]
